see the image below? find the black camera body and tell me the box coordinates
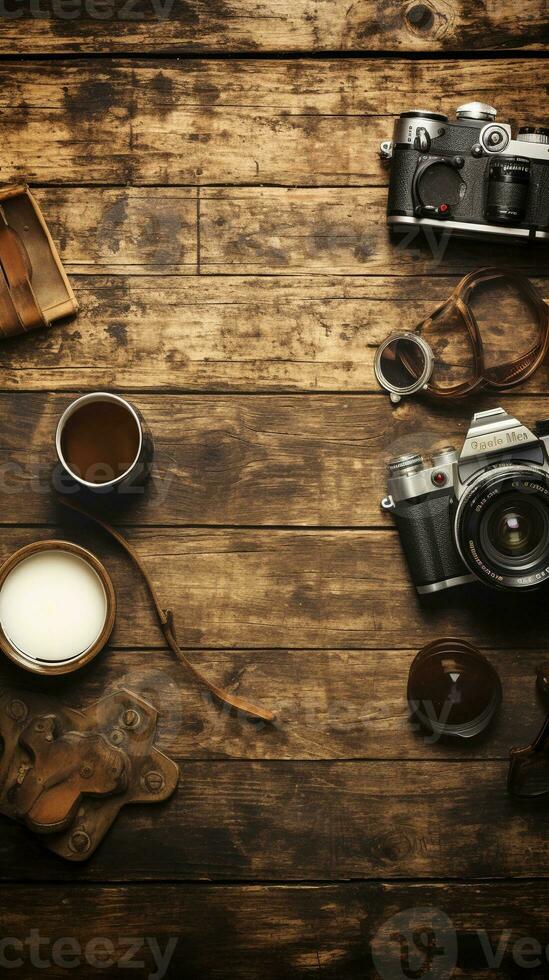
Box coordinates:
[382,408,549,594]
[380,102,549,243]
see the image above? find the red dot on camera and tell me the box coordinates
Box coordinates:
[439,203,449,213]
[433,472,447,486]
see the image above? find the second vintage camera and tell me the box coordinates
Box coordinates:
[380,101,549,243]
[382,407,549,594]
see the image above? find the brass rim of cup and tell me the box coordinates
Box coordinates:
[55,391,143,490]
[0,540,116,676]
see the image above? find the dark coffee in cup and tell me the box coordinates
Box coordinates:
[56,393,153,495]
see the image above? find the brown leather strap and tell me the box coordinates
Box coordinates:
[57,496,276,724]
[416,267,549,400]
[0,262,24,338]
[0,220,46,335]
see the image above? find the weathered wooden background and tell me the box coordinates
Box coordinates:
[0,3,548,977]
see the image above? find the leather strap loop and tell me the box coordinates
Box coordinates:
[57,496,276,725]
[0,221,46,335]
[417,267,549,400]
[0,262,24,338]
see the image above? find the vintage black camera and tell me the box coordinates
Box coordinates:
[380,102,549,243]
[382,408,549,594]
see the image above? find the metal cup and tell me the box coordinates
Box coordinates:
[55,392,154,498]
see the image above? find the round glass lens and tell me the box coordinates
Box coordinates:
[481,496,549,568]
[378,337,427,391]
[408,640,501,739]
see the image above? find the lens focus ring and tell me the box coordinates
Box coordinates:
[485,156,531,225]
[455,466,549,590]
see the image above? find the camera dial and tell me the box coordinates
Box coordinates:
[399,109,448,122]
[518,127,549,145]
[432,447,458,467]
[387,452,424,475]
[456,102,497,122]
[480,124,510,152]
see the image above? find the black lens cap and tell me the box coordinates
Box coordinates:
[408,639,502,739]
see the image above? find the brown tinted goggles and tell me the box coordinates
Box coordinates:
[375,268,549,403]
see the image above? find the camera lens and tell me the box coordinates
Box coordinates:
[408,639,502,739]
[485,156,530,224]
[456,468,549,589]
[481,498,549,568]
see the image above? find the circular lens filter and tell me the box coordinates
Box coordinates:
[408,638,502,739]
[374,333,434,400]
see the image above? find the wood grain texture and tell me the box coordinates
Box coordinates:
[1,276,548,391]
[1,0,547,55]
[33,187,198,275]
[200,186,549,276]
[2,881,549,978]
[0,645,542,761]
[32,185,549,277]
[2,10,549,952]
[3,392,549,526]
[0,757,546,880]
[1,60,546,185]
[2,524,549,651]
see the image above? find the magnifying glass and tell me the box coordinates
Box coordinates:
[374,332,435,404]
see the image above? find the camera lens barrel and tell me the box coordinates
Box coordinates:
[455,467,549,590]
[485,156,531,224]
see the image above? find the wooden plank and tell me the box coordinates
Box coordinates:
[33,187,198,275]
[2,881,549,978]
[0,758,546,880]
[0,644,542,761]
[0,524,548,650]
[0,65,133,185]
[3,392,549,526]
[1,275,548,391]
[21,184,549,277]
[1,1,547,56]
[200,186,549,276]
[1,60,545,185]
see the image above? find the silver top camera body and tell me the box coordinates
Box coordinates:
[382,407,549,594]
[380,102,549,243]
